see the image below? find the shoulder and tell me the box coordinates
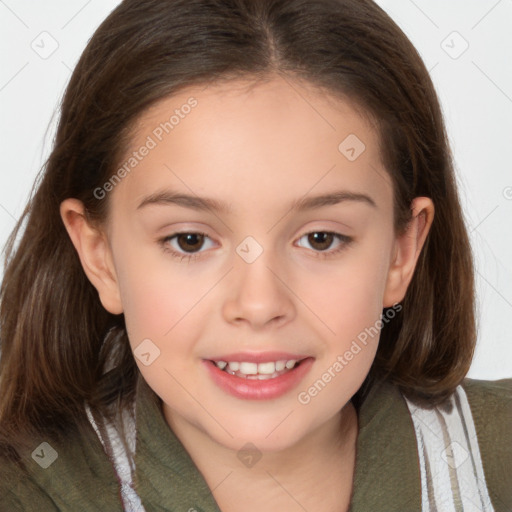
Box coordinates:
[461,377,512,511]
[0,453,59,511]
[461,377,512,435]
[0,418,125,511]
[462,376,512,405]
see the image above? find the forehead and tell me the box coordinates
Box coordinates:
[109,75,391,216]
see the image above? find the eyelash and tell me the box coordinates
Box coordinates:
[158,231,353,263]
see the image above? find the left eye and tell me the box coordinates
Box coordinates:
[296,231,350,253]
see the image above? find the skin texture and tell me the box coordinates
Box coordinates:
[61,75,434,511]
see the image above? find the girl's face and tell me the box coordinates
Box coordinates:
[65,76,432,453]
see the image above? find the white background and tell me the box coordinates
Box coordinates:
[0,1,511,379]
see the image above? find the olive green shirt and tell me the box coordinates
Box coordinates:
[1,377,511,511]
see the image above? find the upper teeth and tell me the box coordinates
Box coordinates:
[215,360,298,375]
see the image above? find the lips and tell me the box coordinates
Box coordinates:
[203,354,315,400]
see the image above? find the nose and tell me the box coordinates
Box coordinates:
[221,248,296,330]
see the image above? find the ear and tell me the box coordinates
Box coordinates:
[383,197,434,307]
[60,198,123,315]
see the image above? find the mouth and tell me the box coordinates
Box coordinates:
[203,355,315,400]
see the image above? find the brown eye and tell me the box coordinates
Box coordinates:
[307,232,334,251]
[175,233,205,253]
[160,231,215,261]
[296,231,352,257]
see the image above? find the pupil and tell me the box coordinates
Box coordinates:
[178,233,204,252]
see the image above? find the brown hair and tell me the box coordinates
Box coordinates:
[0,0,475,454]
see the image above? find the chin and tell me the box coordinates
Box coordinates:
[202,412,312,453]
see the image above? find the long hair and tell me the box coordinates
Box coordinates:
[0,0,475,455]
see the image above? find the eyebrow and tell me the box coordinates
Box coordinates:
[136,189,377,213]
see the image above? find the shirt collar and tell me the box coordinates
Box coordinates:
[133,376,421,511]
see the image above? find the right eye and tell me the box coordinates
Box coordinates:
[159,232,216,261]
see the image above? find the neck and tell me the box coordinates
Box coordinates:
[164,401,358,512]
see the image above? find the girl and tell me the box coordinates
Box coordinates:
[1,0,510,511]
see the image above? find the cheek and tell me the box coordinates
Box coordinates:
[297,248,391,334]
[119,273,177,342]
[112,241,201,344]
[294,255,387,415]
[114,252,209,401]
[292,243,391,406]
